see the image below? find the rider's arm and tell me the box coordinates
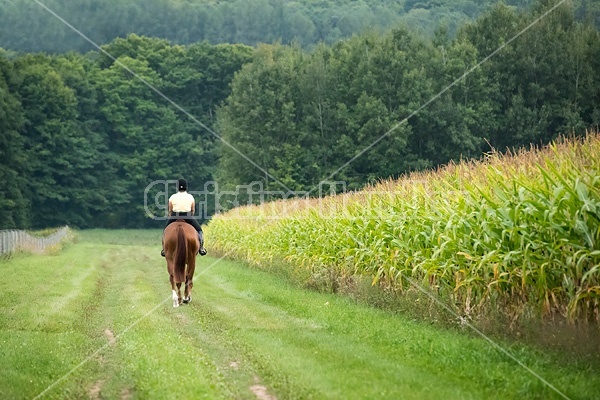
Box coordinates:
[191,201,195,214]
[168,200,173,215]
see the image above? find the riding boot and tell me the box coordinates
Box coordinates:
[198,231,207,256]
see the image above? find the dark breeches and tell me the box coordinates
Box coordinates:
[165,212,203,232]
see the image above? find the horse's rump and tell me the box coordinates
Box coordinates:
[164,220,200,307]
[164,220,199,284]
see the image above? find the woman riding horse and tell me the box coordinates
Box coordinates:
[161,178,207,257]
[164,219,199,307]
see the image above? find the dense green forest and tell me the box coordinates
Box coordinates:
[0,0,599,229]
[3,0,598,54]
[217,1,600,191]
[0,38,253,228]
[0,0,580,52]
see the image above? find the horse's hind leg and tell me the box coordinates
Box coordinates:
[170,273,179,308]
[176,282,183,305]
[183,275,193,303]
[183,258,196,304]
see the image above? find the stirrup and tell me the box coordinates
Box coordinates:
[199,248,207,256]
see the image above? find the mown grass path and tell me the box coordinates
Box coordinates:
[0,230,598,399]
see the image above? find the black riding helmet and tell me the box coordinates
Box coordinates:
[177,178,188,191]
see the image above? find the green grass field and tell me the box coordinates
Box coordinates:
[0,229,599,399]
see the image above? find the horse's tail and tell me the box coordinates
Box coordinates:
[175,224,187,283]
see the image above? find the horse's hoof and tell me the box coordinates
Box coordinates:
[183,296,191,304]
[173,302,179,308]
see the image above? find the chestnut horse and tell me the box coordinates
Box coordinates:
[163,220,199,307]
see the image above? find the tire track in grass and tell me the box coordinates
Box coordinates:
[0,236,231,400]
[76,242,230,400]
[250,376,278,400]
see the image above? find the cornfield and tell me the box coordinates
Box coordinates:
[207,133,600,323]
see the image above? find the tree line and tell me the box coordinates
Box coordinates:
[0,37,252,228]
[0,1,599,229]
[217,1,600,192]
[0,0,580,53]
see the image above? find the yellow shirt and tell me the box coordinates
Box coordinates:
[169,191,195,212]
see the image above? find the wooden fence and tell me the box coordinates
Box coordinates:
[0,227,69,256]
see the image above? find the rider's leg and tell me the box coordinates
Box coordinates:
[187,218,206,255]
[198,229,207,256]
